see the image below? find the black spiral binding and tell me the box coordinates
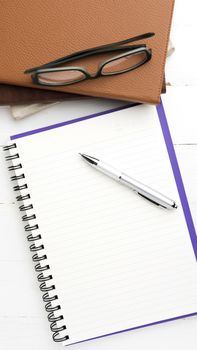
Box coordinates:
[3,143,69,343]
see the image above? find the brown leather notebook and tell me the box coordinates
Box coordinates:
[0,84,83,105]
[0,0,174,104]
[0,79,166,106]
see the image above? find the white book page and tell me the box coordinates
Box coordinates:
[13,105,197,345]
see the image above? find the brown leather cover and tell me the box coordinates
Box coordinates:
[0,78,166,106]
[0,84,83,105]
[0,0,174,104]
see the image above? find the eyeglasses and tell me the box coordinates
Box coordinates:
[24,32,154,87]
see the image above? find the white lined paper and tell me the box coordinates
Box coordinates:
[13,104,197,345]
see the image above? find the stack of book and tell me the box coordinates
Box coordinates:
[0,0,175,116]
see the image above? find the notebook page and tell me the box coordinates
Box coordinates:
[12,105,197,345]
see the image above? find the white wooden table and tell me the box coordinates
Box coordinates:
[1,1,197,349]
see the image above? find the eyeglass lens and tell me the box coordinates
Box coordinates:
[102,51,147,75]
[37,69,86,85]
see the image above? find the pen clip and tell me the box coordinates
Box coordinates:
[137,192,166,208]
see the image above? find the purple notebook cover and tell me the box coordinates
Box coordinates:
[10,100,197,346]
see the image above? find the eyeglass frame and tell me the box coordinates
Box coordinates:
[24,32,154,87]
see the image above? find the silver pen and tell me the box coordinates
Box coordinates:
[79,153,178,210]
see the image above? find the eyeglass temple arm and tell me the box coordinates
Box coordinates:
[24,32,154,74]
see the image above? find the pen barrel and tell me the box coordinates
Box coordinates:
[97,161,177,209]
[97,161,121,180]
[120,173,177,209]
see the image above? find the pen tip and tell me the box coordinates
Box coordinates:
[79,153,98,165]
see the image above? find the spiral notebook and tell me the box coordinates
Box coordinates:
[4,102,197,346]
